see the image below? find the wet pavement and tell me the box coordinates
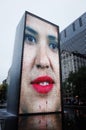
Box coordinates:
[0,108,86,130]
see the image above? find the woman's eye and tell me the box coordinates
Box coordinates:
[24,34,37,44]
[49,42,58,52]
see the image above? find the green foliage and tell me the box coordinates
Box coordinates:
[0,81,8,102]
[63,67,86,101]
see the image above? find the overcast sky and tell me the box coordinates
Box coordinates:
[0,0,86,83]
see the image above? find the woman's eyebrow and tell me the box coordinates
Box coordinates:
[48,35,57,41]
[25,26,38,35]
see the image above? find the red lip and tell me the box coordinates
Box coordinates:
[31,76,54,94]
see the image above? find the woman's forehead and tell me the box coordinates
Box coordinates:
[26,14,58,36]
[26,14,57,29]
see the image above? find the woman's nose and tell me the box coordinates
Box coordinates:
[35,45,50,69]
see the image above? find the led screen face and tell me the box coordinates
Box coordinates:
[19,13,61,114]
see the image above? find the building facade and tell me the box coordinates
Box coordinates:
[61,50,86,81]
[60,12,86,56]
[60,12,86,81]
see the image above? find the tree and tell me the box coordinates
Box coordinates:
[0,80,8,103]
[66,67,86,101]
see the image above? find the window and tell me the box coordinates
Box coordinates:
[72,23,75,31]
[64,29,66,37]
[79,17,82,27]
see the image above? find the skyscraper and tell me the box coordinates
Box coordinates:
[60,12,86,55]
[60,12,86,81]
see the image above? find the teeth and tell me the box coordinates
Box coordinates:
[39,82,49,86]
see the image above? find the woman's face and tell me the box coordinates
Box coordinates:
[19,14,61,114]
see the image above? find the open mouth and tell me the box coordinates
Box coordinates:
[31,76,54,94]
